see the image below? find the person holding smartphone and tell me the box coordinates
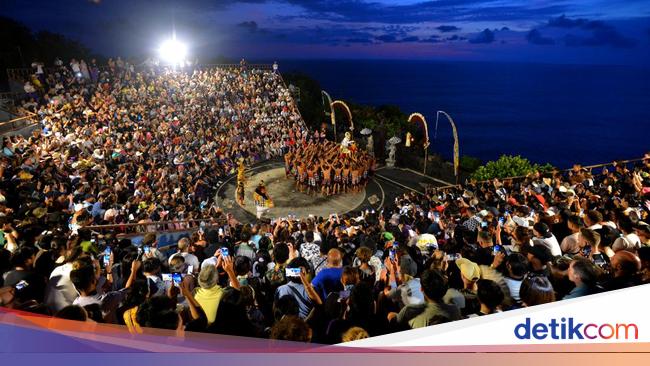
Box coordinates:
[275,257,322,319]
[70,258,141,323]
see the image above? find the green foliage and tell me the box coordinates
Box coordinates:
[0,17,101,89]
[471,155,554,181]
[281,72,328,130]
[460,155,482,173]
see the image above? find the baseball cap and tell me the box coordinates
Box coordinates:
[456,258,481,281]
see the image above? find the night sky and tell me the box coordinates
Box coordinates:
[2,0,650,65]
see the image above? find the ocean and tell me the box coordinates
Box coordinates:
[278,60,650,169]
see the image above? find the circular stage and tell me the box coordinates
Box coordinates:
[238,167,367,218]
[214,160,431,223]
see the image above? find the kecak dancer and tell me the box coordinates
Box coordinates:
[253,181,273,219]
[236,158,246,205]
[284,134,374,197]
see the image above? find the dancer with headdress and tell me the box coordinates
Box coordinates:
[253,181,273,219]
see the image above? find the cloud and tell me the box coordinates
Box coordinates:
[401,36,420,42]
[446,35,466,41]
[436,25,460,33]
[544,15,638,48]
[375,34,398,43]
[526,29,555,45]
[283,0,569,24]
[469,28,495,44]
[419,35,442,43]
[547,14,608,30]
[564,28,637,48]
[346,37,374,44]
[237,21,258,33]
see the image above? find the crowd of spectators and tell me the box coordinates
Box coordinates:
[8,57,306,232]
[1,57,649,345]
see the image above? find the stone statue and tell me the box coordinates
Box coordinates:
[386,142,397,167]
[405,132,412,147]
[366,135,374,156]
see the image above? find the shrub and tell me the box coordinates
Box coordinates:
[471,155,554,181]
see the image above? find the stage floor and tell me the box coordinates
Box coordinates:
[214,159,450,223]
[240,166,367,218]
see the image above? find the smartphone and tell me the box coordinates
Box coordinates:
[103,247,111,267]
[493,244,503,255]
[338,290,351,301]
[218,228,224,236]
[581,245,592,257]
[221,247,229,257]
[172,272,182,286]
[187,265,194,274]
[445,253,461,261]
[389,244,397,260]
[592,253,606,266]
[498,217,505,226]
[285,267,301,277]
[15,280,29,291]
[143,245,150,255]
[162,273,172,282]
[481,221,488,229]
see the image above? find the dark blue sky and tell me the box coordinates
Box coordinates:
[3,0,650,65]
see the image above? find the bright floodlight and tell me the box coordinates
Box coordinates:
[159,39,187,66]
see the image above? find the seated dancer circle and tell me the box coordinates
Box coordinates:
[284,133,375,196]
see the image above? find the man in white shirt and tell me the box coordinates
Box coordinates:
[584,210,603,230]
[44,262,77,312]
[532,222,562,257]
[561,215,583,255]
[168,237,200,272]
[613,217,641,252]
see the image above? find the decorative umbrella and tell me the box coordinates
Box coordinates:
[360,128,372,135]
[388,136,402,145]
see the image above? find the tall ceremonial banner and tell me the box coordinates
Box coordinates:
[436,111,460,179]
[407,113,430,173]
[331,100,354,132]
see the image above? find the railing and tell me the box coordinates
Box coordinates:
[83,218,227,236]
[195,63,273,70]
[0,114,38,135]
[431,157,648,191]
[0,91,27,102]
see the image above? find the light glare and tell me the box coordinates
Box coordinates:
[158,39,187,66]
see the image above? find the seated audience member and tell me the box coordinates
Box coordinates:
[519,276,555,306]
[468,279,504,317]
[311,248,344,300]
[392,269,461,329]
[564,258,602,299]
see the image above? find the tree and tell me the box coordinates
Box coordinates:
[471,155,554,181]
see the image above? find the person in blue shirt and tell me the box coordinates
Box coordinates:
[311,248,344,300]
[564,258,601,300]
[275,257,322,319]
